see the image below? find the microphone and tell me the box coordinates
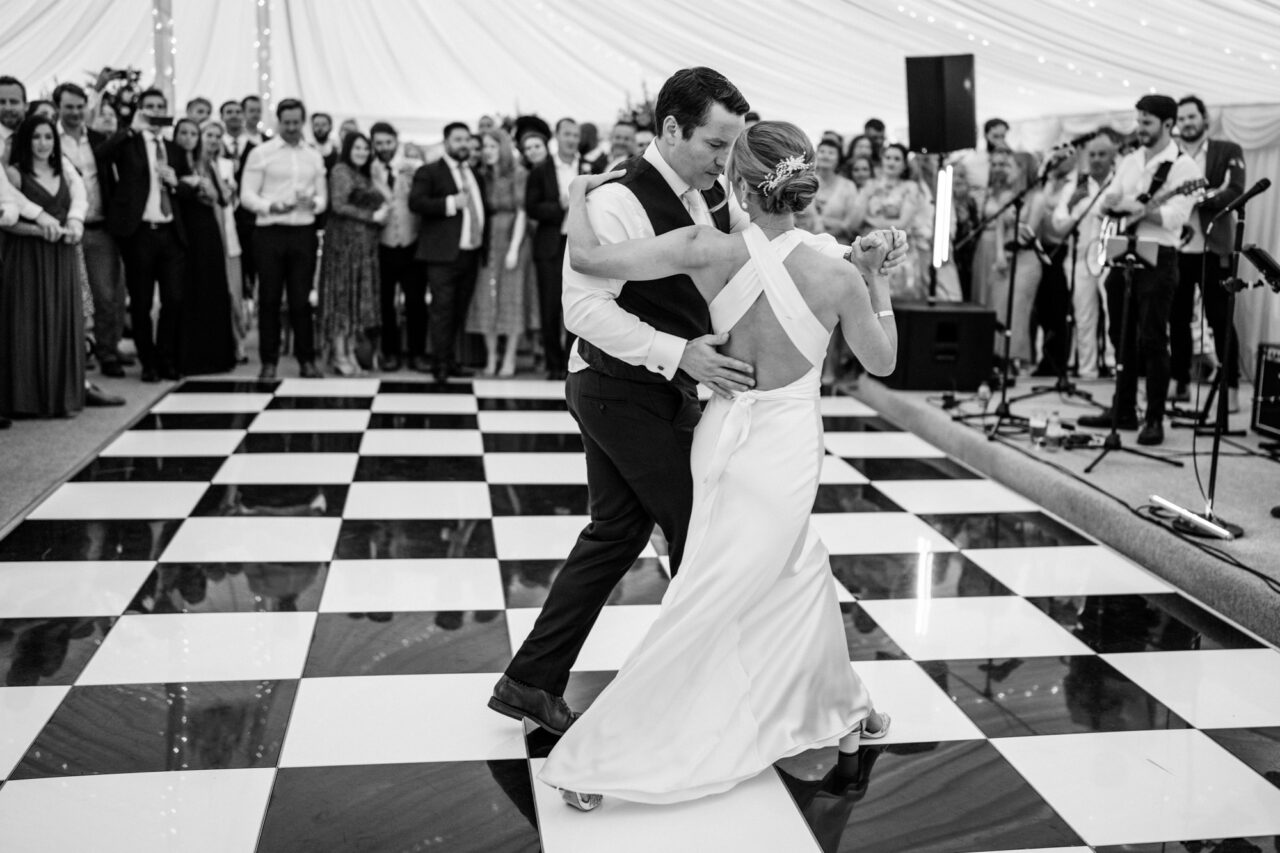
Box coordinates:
[1211,178,1272,224]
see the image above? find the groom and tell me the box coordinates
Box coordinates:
[490,67,897,733]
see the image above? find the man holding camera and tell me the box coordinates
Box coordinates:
[1078,95,1202,446]
[101,87,188,383]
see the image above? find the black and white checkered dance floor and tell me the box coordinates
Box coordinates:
[2,376,1279,852]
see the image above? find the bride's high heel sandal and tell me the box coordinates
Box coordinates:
[839,710,892,754]
[561,789,603,812]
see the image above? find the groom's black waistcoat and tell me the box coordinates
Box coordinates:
[577,158,732,393]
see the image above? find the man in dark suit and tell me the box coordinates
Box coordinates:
[1171,95,1247,412]
[55,82,127,377]
[409,121,488,383]
[526,117,592,379]
[101,87,187,382]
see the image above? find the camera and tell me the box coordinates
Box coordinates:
[100,67,143,123]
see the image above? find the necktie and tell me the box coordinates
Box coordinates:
[386,163,395,191]
[463,166,482,248]
[682,187,709,226]
[153,135,172,218]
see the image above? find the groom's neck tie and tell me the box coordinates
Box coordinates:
[682,187,712,227]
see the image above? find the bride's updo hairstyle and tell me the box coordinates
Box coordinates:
[730,121,818,215]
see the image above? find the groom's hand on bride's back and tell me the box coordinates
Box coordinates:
[680,332,755,399]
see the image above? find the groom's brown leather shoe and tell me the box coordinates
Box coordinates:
[488,675,580,735]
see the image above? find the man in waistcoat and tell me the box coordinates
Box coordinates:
[490,67,904,734]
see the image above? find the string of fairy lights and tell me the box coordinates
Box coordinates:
[888,0,1279,102]
[149,0,274,108]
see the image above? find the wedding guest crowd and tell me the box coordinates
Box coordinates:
[0,68,1248,448]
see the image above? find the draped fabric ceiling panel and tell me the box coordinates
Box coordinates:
[4,0,1279,370]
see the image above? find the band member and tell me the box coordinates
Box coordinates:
[1051,129,1120,379]
[1170,95,1247,412]
[1078,95,1203,446]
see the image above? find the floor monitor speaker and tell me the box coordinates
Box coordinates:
[883,301,994,391]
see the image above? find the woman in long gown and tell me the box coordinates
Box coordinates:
[319,133,387,375]
[972,148,1044,369]
[0,115,87,418]
[173,118,236,376]
[539,122,896,810]
[466,129,530,377]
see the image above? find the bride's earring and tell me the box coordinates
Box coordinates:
[735,180,749,211]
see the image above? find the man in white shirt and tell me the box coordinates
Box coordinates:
[56,82,128,377]
[1051,129,1120,379]
[370,121,424,371]
[240,98,328,379]
[1078,95,1203,445]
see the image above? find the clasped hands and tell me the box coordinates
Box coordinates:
[849,229,909,278]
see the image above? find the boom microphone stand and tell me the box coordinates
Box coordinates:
[1007,175,1112,411]
[1084,234,1185,474]
[953,179,1044,437]
[1161,203,1271,538]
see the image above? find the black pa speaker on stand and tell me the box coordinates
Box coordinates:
[905,54,977,154]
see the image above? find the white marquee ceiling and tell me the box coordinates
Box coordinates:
[5,0,1278,140]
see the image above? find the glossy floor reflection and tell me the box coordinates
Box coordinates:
[1,376,1278,852]
[13,679,297,778]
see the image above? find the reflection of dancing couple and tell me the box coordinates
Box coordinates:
[488,67,903,810]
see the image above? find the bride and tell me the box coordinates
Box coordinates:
[539,120,897,811]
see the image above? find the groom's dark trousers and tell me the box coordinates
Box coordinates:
[503,158,731,697]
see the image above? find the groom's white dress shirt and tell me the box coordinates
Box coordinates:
[563,142,750,381]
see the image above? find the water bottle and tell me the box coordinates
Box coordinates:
[1046,411,1064,451]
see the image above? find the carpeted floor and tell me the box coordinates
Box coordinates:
[856,372,1280,644]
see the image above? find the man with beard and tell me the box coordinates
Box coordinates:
[603,120,638,172]
[410,121,488,383]
[310,112,338,172]
[0,75,28,160]
[1169,95,1247,412]
[1078,95,1202,446]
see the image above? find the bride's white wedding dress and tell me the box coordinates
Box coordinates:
[538,224,873,805]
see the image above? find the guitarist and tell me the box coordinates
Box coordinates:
[1171,95,1247,413]
[1078,94,1203,446]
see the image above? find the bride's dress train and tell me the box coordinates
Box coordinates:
[538,225,872,805]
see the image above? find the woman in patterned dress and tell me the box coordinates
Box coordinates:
[467,129,530,377]
[319,132,388,375]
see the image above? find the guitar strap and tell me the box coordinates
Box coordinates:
[1138,159,1175,204]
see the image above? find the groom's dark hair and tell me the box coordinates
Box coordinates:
[654,67,749,140]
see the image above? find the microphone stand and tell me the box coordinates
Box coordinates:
[1008,174,1111,411]
[953,173,1047,437]
[1084,232,1185,474]
[1162,207,1250,538]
